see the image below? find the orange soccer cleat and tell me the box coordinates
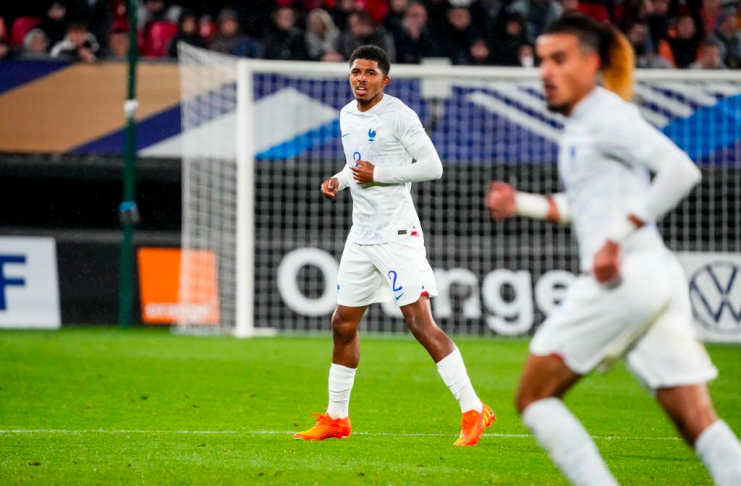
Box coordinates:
[453,402,496,447]
[294,413,352,441]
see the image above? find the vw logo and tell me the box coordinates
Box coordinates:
[688,261,741,334]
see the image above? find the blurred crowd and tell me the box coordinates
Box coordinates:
[0,0,739,69]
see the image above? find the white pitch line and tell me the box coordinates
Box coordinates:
[0,429,681,441]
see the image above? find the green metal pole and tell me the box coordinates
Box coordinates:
[119,0,140,328]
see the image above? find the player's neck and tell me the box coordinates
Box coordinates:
[356,92,384,113]
[566,86,598,118]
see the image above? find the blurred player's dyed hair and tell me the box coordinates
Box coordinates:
[545,13,634,101]
[349,45,391,76]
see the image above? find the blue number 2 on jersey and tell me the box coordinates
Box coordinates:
[388,270,403,292]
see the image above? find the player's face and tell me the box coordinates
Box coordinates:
[349,59,390,110]
[537,33,599,115]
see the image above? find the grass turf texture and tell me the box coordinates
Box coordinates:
[1,329,740,485]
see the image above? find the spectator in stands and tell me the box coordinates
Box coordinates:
[354,0,390,24]
[50,21,99,62]
[210,9,262,58]
[40,1,70,51]
[663,14,702,68]
[234,0,276,39]
[509,0,563,39]
[166,10,204,58]
[337,9,396,61]
[646,0,671,48]
[331,0,356,31]
[710,11,741,68]
[699,0,723,39]
[470,0,504,37]
[519,43,535,66]
[137,0,180,28]
[385,0,409,32]
[691,38,727,68]
[305,8,342,61]
[468,37,496,65]
[426,0,453,40]
[0,17,8,61]
[263,7,308,60]
[491,13,532,66]
[561,0,579,13]
[68,0,111,50]
[392,1,435,64]
[626,19,672,68]
[20,29,50,59]
[104,19,129,59]
[437,6,479,64]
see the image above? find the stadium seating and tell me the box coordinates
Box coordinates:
[10,17,40,47]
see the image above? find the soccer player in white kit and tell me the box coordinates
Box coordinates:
[294,46,494,446]
[487,14,741,486]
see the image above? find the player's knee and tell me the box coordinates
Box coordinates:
[331,312,356,342]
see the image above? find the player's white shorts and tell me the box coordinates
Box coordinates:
[530,249,718,390]
[337,235,438,308]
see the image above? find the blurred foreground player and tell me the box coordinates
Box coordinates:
[295,45,494,446]
[487,13,741,486]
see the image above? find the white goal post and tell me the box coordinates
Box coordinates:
[176,43,741,340]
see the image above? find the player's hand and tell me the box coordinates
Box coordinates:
[350,160,375,185]
[593,240,621,284]
[321,177,340,201]
[487,181,517,221]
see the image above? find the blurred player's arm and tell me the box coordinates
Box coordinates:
[594,111,701,283]
[604,114,702,244]
[487,182,570,224]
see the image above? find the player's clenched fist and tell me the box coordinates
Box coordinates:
[351,160,375,185]
[487,181,517,221]
[321,177,340,201]
[593,240,621,284]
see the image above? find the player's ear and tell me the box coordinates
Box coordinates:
[383,76,390,88]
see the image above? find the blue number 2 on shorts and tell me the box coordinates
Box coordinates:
[388,270,403,292]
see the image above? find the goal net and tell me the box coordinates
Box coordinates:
[177,43,741,339]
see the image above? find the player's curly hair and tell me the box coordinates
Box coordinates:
[545,13,635,102]
[349,45,391,76]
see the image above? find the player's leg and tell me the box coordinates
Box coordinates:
[399,295,495,446]
[295,241,379,441]
[398,295,454,362]
[625,252,741,484]
[327,304,367,419]
[655,385,741,486]
[369,236,494,445]
[515,354,620,486]
[517,253,676,485]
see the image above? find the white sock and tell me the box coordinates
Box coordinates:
[436,348,482,413]
[695,420,741,486]
[326,363,356,419]
[522,398,618,486]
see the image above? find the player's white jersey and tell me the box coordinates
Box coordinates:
[559,87,692,271]
[337,94,437,245]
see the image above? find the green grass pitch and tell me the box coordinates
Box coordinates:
[1,328,740,485]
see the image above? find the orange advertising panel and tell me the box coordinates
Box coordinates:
[138,248,220,324]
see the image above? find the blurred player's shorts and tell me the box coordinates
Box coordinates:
[531,249,718,389]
